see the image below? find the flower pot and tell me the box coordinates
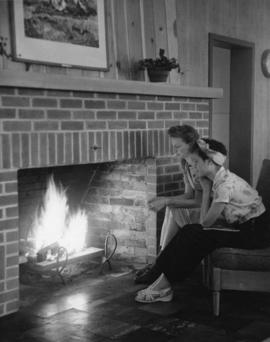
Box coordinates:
[147,68,170,82]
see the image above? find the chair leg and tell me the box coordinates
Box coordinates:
[201,259,207,286]
[202,256,211,288]
[212,267,221,316]
[206,257,212,288]
[213,290,220,316]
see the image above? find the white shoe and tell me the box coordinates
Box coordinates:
[135,287,173,303]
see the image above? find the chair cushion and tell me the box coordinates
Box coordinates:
[210,247,270,271]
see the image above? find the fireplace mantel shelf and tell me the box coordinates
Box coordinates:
[0,70,222,99]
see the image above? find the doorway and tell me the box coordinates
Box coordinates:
[209,34,254,182]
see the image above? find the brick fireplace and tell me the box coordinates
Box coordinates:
[0,70,221,317]
[18,159,159,265]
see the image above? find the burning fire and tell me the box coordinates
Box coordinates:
[30,177,87,258]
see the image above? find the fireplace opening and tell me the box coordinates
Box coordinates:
[18,159,158,284]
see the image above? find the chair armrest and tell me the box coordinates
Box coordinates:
[203,227,240,232]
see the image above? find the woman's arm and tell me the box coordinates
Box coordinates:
[199,178,225,227]
[148,190,202,212]
[166,189,202,208]
[148,161,202,212]
[201,202,225,227]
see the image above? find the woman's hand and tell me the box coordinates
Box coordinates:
[199,176,212,191]
[148,197,167,211]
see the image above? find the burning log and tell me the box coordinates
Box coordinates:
[28,247,104,274]
[36,242,60,262]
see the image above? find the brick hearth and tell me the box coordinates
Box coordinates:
[0,81,211,317]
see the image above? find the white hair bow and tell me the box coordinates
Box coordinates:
[197,139,226,166]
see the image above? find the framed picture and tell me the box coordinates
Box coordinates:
[11,0,108,70]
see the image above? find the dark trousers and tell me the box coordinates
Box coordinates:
[156,212,270,283]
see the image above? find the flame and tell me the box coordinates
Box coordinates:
[60,209,87,254]
[31,176,87,256]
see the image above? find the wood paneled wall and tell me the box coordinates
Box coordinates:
[0,0,181,82]
[1,0,270,181]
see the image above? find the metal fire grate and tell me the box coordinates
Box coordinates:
[25,247,104,283]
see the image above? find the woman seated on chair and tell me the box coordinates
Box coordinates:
[135,124,202,284]
[135,138,270,303]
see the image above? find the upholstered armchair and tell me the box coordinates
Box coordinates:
[203,159,270,316]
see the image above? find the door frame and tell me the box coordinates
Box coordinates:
[208,33,255,183]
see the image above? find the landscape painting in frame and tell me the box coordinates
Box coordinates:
[11,0,108,69]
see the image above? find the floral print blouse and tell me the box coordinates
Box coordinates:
[212,167,265,224]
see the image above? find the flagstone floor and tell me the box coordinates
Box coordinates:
[1,263,270,342]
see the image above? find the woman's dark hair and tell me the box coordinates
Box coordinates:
[168,125,199,145]
[193,138,227,161]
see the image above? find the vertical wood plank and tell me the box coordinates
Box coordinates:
[142,0,156,59]
[139,0,147,81]
[208,0,237,37]
[126,0,144,80]
[113,0,130,79]
[175,0,208,86]
[175,0,190,86]
[153,0,169,56]
[0,0,24,71]
[0,0,10,69]
[141,0,156,82]
[103,0,117,79]
[165,0,180,83]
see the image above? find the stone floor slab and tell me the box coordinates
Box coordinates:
[236,321,270,341]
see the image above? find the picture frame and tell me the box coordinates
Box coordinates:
[11,0,108,70]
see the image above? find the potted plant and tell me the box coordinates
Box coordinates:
[138,48,181,82]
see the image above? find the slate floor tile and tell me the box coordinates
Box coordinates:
[146,316,197,336]
[117,327,173,342]
[167,323,234,342]
[89,318,140,339]
[138,300,184,316]
[235,321,270,341]
[112,306,161,326]
[37,307,140,339]
[20,323,111,342]
[0,311,46,342]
